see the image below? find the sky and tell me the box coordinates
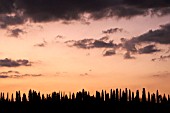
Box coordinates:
[0,0,170,96]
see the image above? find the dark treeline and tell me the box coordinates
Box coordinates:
[0,88,170,113]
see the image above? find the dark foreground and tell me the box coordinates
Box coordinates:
[0,88,170,113]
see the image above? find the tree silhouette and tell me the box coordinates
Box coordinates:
[0,88,170,113]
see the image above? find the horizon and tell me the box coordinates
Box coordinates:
[0,0,170,95]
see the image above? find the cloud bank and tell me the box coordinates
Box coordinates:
[65,36,120,49]
[66,22,170,60]
[0,0,170,27]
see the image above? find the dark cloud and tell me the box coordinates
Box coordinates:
[103,49,116,56]
[120,23,170,55]
[34,39,47,47]
[116,22,170,59]
[26,74,42,77]
[134,23,170,44]
[0,58,32,67]
[0,23,7,29]
[65,38,119,49]
[124,51,135,59]
[102,28,124,34]
[0,0,14,14]
[0,14,26,29]
[93,40,116,48]
[68,21,170,57]
[0,0,169,26]
[0,75,9,78]
[7,28,26,37]
[65,22,170,59]
[121,38,137,52]
[65,39,94,49]
[138,45,161,54]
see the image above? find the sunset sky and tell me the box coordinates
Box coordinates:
[0,0,170,96]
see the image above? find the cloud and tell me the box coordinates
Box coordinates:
[93,40,116,48]
[138,45,161,54]
[120,23,170,55]
[53,35,64,43]
[34,43,46,47]
[133,23,170,44]
[65,35,163,59]
[117,22,170,59]
[0,74,42,79]
[103,49,116,56]
[65,37,119,49]
[56,35,64,39]
[0,0,169,26]
[0,70,20,74]
[124,51,135,59]
[0,75,9,78]
[37,25,43,30]
[24,74,42,77]
[160,55,170,60]
[65,22,170,59]
[120,38,138,53]
[65,39,94,49]
[0,14,26,29]
[152,54,170,61]
[0,0,13,14]
[99,36,110,41]
[0,70,42,79]
[102,28,124,34]
[34,39,47,47]
[7,28,26,37]
[0,58,32,67]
